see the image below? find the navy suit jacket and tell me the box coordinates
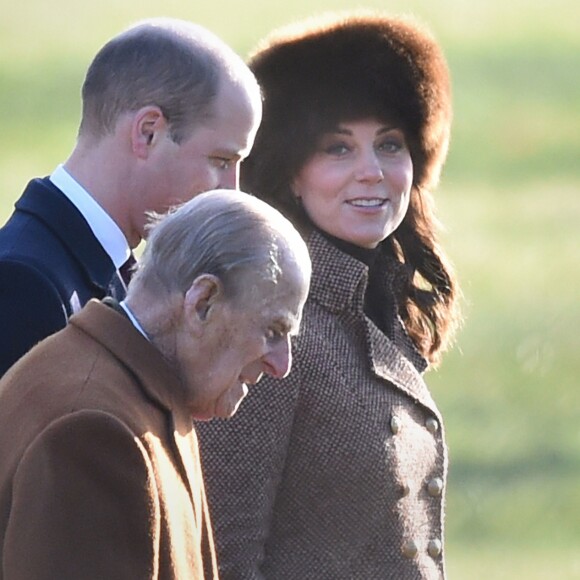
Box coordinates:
[0,177,122,376]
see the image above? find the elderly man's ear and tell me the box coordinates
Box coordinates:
[183,275,224,334]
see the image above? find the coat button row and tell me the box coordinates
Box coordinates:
[427,477,444,497]
[390,416,402,434]
[401,540,418,558]
[390,415,439,435]
[401,539,442,559]
[428,539,442,558]
[400,477,443,498]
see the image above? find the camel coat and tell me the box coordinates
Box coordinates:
[197,232,448,579]
[0,299,218,580]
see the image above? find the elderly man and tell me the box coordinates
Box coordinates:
[0,190,311,580]
[0,17,262,376]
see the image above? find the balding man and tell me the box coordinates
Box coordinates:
[0,18,262,376]
[0,190,311,579]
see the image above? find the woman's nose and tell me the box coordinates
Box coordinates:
[355,151,384,183]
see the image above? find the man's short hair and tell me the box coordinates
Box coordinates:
[132,190,308,300]
[79,18,257,143]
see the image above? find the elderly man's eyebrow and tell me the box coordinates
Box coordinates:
[286,318,303,337]
[267,317,294,337]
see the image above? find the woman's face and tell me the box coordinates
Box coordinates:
[292,119,413,248]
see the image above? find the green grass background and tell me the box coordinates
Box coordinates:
[1,1,579,577]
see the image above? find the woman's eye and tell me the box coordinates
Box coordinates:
[323,143,350,156]
[377,129,408,154]
[377,139,403,153]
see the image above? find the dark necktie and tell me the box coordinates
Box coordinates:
[119,253,136,286]
[107,254,136,301]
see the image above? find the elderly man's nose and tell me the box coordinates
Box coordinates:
[263,338,292,379]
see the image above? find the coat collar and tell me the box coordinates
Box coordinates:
[69,300,204,483]
[306,231,440,418]
[307,230,369,315]
[69,300,184,412]
[16,178,116,292]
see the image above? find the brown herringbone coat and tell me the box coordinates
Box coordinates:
[0,300,218,580]
[197,232,448,579]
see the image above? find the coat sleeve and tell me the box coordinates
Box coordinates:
[196,362,303,580]
[3,411,161,580]
[0,261,68,376]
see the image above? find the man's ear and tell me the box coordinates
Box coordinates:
[131,106,167,159]
[183,275,223,330]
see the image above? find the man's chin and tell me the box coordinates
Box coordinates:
[191,410,214,421]
[190,403,239,422]
[191,384,249,421]
[229,383,249,415]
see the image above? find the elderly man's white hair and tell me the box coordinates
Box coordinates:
[132,189,310,298]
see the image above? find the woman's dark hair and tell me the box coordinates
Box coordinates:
[241,11,461,364]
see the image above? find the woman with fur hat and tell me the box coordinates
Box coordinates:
[197,11,461,579]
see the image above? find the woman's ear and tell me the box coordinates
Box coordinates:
[183,274,223,330]
[290,178,302,199]
[131,106,167,159]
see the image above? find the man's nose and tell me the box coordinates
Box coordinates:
[262,336,292,379]
[220,164,239,189]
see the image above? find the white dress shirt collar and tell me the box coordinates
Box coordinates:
[50,164,131,269]
[119,301,149,341]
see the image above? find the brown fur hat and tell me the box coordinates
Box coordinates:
[241,11,452,221]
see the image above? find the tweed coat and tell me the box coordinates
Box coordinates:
[0,177,124,377]
[197,231,448,579]
[0,299,218,580]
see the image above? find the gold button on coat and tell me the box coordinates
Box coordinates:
[425,417,439,434]
[428,539,442,557]
[401,539,418,559]
[390,416,402,434]
[427,477,443,497]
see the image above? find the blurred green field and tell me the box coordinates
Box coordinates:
[1,1,579,578]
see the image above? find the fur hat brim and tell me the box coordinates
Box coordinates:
[247,11,452,194]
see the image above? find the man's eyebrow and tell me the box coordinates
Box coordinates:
[270,317,295,336]
[212,149,242,160]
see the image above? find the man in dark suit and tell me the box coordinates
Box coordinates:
[0,17,262,376]
[0,189,311,579]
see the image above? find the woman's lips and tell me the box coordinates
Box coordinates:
[347,198,387,207]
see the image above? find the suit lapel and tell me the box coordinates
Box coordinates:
[171,413,218,578]
[172,409,201,502]
[16,178,116,293]
[365,320,442,421]
[306,232,442,419]
[170,412,203,531]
